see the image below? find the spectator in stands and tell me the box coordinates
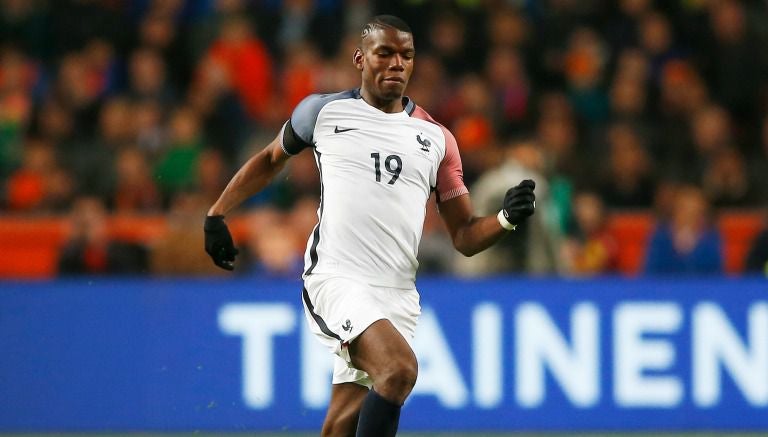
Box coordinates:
[484,46,532,135]
[0,47,36,178]
[701,146,757,208]
[4,137,73,212]
[608,59,649,124]
[535,91,584,186]
[691,104,733,158]
[563,27,609,123]
[1,2,768,279]
[287,195,320,247]
[196,148,229,206]
[127,47,174,105]
[64,96,133,200]
[597,122,656,208]
[263,149,320,209]
[154,106,204,203]
[638,10,686,83]
[54,52,102,140]
[486,5,530,52]
[240,208,303,278]
[533,0,598,88]
[58,196,148,275]
[81,38,119,99]
[206,14,274,124]
[280,41,323,113]
[131,98,165,157]
[605,49,654,141]
[150,192,223,275]
[237,195,320,274]
[744,225,768,275]
[656,61,711,178]
[137,10,189,89]
[112,146,162,213]
[428,12,471,78]
[188,54,249,165]
[35,98,75,148]
[561,190,619,276]
[318,32,368,94]
[449,74,499,186]
[457,139,562,275]
[273,0,323,53]
[702,0,764,125]
[186,0,251,62]
[643,185,723,275]
[747,113,768,202]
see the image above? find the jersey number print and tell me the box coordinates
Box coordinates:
[370,152,403,185]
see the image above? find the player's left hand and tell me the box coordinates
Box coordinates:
[204,215,239,271]
[500,179,536,227]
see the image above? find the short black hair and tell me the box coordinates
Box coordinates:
[361,15,412,40]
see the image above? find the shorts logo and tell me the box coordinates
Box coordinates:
[416,134,431,152]
[341,319,353,332]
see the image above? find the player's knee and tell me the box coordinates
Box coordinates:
[377,358,418,402]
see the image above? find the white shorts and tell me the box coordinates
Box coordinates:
[301,274,421,388]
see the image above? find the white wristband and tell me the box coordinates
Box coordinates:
[497,210,517,231]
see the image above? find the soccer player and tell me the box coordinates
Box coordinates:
[204,15,535,436]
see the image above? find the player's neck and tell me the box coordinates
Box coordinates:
[360,89,403,113]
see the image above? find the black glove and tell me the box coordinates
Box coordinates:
[204,215,239,271]
[501,179,536,227]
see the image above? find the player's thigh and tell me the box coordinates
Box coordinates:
[323,382,369,436]
[347,318,417,381]
[302,275,388,355]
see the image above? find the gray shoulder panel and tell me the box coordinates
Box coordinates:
[290,89,360,146]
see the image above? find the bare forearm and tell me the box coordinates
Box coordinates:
[208,149,286,216]
[452,214,508,257]
[440,181,535,258]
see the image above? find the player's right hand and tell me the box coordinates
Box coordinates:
[204,215,239,271]
[501,179,536,227]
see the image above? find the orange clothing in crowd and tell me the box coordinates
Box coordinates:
[6,169,45,210]
[208,38,273,121]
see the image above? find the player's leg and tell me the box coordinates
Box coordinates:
[348,319,418,436]
[301,276,420,436]
[321,382,369,437]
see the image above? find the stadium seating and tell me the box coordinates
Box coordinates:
[0,211,763,278]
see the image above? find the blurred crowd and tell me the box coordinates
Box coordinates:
[1,0,767,277]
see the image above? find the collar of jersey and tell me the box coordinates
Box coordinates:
[354,88,416,117]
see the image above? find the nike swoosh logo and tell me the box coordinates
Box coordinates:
[334,126,358,133]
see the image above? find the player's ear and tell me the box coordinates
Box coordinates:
[353,47,364,71]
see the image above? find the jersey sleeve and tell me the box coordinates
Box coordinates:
[436,126,469,202]
[280,119,306,155]
[280,93,328,155]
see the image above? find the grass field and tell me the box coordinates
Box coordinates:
[1,433,764,437]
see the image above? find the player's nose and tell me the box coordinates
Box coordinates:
[390,54,405,69]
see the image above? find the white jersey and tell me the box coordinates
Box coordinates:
[281,89,467,288]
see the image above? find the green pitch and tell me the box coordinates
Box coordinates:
[1,433,764,437]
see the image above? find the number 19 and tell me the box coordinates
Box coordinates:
[370,152,402,185]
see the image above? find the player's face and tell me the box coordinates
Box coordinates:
[356,27,415,107]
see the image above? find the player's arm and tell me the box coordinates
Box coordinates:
[204,92,323,270]
[439,180,535,257]
[431,123,535,257]
[204,133,292,270]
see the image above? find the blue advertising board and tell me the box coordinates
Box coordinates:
[1,276,767,432]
